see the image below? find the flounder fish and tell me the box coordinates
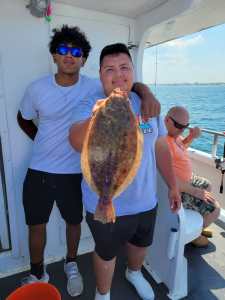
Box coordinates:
[81,89,143,223]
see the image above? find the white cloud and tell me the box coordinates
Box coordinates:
[143,48,190,84]
[158,53,189,65]
[163,34,204,48]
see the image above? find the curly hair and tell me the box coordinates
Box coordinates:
[49,25,91,59]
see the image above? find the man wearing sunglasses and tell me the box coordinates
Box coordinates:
[17,25,161,296]
[165,106,220,247]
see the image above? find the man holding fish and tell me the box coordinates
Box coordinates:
[70,43,181,300]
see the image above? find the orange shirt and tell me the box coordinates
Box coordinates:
[166,135,192,182]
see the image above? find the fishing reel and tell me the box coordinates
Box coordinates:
[215,158,225,171]
[215,142,225,194]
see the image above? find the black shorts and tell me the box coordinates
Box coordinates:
[23,169,83,226]
[86,207,157,261]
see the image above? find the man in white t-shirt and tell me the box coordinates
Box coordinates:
[17,25,161,296]
[69,43,181,300]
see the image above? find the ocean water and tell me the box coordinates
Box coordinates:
[149,84,225,157]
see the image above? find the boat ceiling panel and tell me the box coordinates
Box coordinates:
[145,0,225,47]
[54,0,168,18]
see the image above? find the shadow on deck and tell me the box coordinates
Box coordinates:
[1,223,225,300]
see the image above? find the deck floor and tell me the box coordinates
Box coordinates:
[1,223,225,300]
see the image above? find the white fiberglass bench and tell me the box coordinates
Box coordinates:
[144,172,203,300]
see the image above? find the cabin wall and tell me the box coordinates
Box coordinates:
[0,0,136,277]
[0,0,53,276]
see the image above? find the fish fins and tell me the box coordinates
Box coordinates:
[94,200,116,224]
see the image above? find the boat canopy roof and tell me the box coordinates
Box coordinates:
[54,0,225,46]
[55,0,169,18]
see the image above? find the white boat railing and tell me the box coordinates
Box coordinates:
[201,128,225,158]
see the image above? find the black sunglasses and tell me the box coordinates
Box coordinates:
[56,45,83,57]
[169,116,189,130]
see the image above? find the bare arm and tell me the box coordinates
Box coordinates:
[155,136,181,212]
[132,82,161,120]
[177,178,216,204]
[182,127,201,148]
[17,111,37,140]
[69,118,91,152]
[177,178,196,194]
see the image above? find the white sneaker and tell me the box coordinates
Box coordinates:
[21,271,49,285]
[64,261,83,297]
[125,268,155,300]
[95,289,110,300]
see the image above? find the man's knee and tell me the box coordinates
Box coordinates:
[213,205,221,219]
[66,223,81,232]
[29,224,46,236]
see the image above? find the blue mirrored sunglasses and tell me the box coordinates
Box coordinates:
[56,45,83,57]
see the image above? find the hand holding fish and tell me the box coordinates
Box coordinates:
[92,89,128,115]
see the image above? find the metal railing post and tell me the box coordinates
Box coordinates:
[200,129,225,158]
[212,134,219,158]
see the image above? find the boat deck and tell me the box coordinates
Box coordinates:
[1,222,225,300]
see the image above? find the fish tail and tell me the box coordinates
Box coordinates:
[94,199,115,224]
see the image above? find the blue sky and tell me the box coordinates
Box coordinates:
[143,22,225,84]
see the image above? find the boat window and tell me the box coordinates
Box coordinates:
[0,136,11,252]
[143,23,225,157]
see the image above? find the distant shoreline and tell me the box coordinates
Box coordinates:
[148,82,225,86]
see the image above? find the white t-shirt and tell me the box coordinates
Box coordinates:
[72,91,166,216]
[20,74,100,174]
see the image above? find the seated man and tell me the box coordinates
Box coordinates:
[165,106,221,247]
[69,43,181,300]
